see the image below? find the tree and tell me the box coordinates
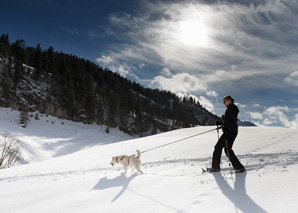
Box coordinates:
[10,39,26,86]
[11,39,25,62]
[107,92,118,127]
[34,43,42,76]
[46,46,55,74]
[0,34,10,57]
[0,132,22,169]
[20,110,30,128]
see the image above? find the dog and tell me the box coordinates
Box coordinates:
[110,150,143,174]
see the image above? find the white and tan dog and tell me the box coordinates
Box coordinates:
[110,150,143,174]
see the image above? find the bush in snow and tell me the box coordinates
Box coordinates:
[0,132,22,169]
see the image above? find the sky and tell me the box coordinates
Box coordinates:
[1,0,298,128]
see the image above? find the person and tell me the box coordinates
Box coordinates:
[207,95,245,173]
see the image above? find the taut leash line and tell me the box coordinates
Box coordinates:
[141,127,218,154]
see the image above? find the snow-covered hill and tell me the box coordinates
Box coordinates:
[1,107,298,213]
[0,107,134,163]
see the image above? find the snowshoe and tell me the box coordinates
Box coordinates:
[235,167,246,173]
[206,168,220,172]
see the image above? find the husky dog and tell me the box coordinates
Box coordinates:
[110,150,143,174]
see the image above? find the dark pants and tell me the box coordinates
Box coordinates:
[212,131,244,170]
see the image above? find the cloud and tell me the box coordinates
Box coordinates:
[206,91,218,98]
[197,95,214,113]
[285,71,298,87]
[96,55,114,65]
[160,68,172,77]
[139,63,146,69]
[92,0,298,129]
[204,69,263,84]
[247,112,263,120]
[149,72,207,93]
[62,27,79,35]
[289,114,298,129]
[179,94,214,113]
[248,106,298,128]
[237,103,246,108]
[265,106,293,128]
[96,0,298,91]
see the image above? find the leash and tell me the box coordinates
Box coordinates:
[141,127,219,154]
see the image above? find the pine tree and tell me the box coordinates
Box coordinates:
[19,110,30,128]
[0,34,10,57]
[34,43,42,76]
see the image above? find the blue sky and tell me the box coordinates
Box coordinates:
[1,0,298,128]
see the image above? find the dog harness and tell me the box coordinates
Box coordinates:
[116,155,136,164]
[116,156,126,164]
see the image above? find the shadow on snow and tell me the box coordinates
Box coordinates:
[213,172,267,213]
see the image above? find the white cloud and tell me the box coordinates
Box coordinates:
[204,69,264,85]
[206,91,218,97]
[245,106,298,129]
[237,103,246,108]
[197,96,214,113]
[108,64,130,77]
[263,118,274,126]
[139,63,146,69]
[264,106,289,118]
[160,68,172,77]
[289,114,298,129]
[247,112,263,120]
[262,106,295,128]
[149,73,207,93]
[285,71,298,87]
[104,63,140,79]
[181,94,214,113]
[96,55,114,65]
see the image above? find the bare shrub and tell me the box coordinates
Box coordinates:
[0,132,22,169]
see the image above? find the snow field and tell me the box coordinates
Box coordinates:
[1,107,298,212]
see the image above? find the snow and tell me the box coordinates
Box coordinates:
[1,107,298,213]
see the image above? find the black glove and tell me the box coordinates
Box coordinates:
[216,120,223,126]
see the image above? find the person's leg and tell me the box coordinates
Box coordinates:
[212,134,226,169]
[224,132,244,169]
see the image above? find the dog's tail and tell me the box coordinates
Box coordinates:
[136,150,141,159]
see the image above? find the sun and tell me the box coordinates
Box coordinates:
[177,19,210,47]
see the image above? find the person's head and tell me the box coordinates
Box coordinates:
[223,95,234,107]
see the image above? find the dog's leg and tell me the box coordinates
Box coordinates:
[136,165,143,174]
[124,164,128,173]
[138,168,144,174]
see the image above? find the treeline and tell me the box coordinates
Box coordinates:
[0,34,218,136]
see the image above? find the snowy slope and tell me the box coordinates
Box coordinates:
[0,107,134,162]
[1,107,298,213]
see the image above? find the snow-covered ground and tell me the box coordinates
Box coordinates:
[0,107,298,213]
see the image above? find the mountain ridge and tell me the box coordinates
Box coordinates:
[0,34,224,136]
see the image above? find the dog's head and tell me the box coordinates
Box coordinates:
[110,157,116,166]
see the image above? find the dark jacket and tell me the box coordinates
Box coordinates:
[223,103,239,133]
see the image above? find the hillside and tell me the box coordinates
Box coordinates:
[0,34,220,136]
[0,106,297,212]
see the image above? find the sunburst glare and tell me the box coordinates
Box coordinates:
[177,19,210,47]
